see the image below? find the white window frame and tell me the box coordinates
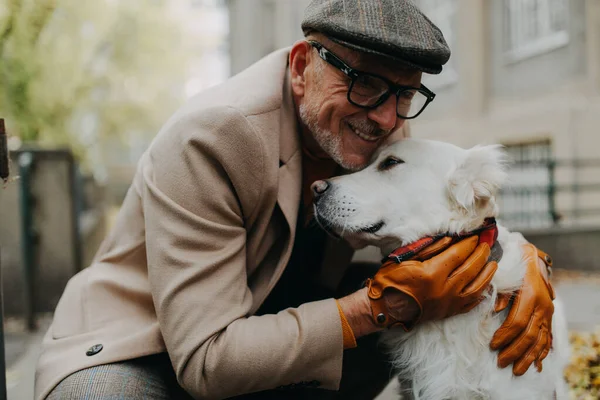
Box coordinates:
[503,0,570,63]
[498,140,554,230]
[418,0,458,90]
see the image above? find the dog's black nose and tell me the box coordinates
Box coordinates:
[311,180,330,198]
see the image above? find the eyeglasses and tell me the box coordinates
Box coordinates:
[308,40,436,120]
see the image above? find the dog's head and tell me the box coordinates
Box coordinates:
[312,138,508,252]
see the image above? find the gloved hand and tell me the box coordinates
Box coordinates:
[366,235,498,330]
[491,243,555,376]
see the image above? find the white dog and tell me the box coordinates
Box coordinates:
[313,138,569,400]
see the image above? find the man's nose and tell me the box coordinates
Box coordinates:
[311,180,330,200]
[367,95,397,131]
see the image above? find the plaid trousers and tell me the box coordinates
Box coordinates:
[45,353,194,400]
[46,264,393,400]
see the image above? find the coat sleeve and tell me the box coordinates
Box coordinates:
[140,106,344,399]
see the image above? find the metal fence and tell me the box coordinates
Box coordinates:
[498,159,600,230]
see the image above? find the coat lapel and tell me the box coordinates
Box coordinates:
[276,152,301,236]
[277,67,302,229]
[260,66,303,299]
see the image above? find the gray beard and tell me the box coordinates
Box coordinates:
[298,102,362,171]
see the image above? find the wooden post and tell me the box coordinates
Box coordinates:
[0,119,8,183]
[0,117,10,400]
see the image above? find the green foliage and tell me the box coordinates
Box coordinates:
[0,0,191,164]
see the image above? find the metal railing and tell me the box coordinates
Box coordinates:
[498,159,600,229]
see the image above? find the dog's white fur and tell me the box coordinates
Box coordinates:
[314,139,569,400]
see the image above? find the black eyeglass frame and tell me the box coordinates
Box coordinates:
[307,40,436,120]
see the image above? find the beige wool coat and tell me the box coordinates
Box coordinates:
[34,48,408,400]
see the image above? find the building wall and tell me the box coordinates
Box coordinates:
[225,0,600,229]
[412,1,600,147]
[411,0,600,228]
[488,0,588,98]
[227,0,309,75]
[524,226,600,272]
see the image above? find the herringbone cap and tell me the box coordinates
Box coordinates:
[301,0,451,74]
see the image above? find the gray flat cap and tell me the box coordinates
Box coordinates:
[301,0,450,74]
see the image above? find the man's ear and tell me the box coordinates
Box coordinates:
[289,40,311,98]
[448,145,508,210]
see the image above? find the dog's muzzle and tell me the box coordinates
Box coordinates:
[311,179,330,204]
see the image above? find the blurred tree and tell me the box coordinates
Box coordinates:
[0,0,56,142]
[0,0,190,166]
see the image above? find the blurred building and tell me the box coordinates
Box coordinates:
[226,0,600,230]
[167,0,230,97]
[227,0,310,75]
[103,0,230,203]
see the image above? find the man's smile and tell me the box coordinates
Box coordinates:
[346,121,389,143]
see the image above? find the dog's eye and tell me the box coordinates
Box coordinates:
[378,156,405,171]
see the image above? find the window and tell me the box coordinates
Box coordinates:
[503,0,570,63]
[190,0,225,8]
[417,0,458,89]
[498,140,554,229]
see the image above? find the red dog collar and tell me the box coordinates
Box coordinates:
[384,218,499,264]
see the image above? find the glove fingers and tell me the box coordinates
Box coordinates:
[497,314,538,369]
[494,293,512,313]
[512,325,548,376]
[447,242,491,283]
[414,237,454,261]
[534,330,551,372]
[490,290,526,350]
[534,358,542,373]
[461,261,498,298]
[457,295,486,315]
[426,236,480,276]
[537,331,552,363]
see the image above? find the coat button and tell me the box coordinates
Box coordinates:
[86,344,103,356]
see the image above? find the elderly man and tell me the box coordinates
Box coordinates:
[36,1,556,399]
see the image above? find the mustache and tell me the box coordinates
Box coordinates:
[346,119,391,137]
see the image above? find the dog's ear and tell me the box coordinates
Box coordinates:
[448,145,508,210]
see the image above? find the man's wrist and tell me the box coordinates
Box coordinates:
[337,287,383,338]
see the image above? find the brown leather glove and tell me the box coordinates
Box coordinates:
[491,243,555,376]
[366,235,498,330]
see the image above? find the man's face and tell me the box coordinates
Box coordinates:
[297,39,423,171]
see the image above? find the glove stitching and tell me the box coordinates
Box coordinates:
[536,327,550,362]
[461,261,498,298]
[537,330,551,363]
[516,321,546,372]
[493,289,522,347]
[448,244,488,281]
[504,305,538,360]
